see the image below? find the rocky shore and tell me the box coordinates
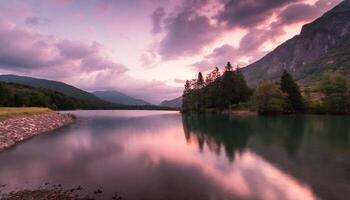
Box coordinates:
[1,189,93,200]
[0,112,75,151]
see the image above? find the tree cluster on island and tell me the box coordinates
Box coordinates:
[182,62,350,114]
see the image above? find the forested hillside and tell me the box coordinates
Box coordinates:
[0,82,115,110]
[0,75,100,101]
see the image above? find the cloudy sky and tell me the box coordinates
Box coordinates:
[0,0,342,103]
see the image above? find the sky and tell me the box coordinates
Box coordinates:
[0,0,343,103]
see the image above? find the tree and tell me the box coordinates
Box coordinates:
[181,65,252,111]
[251,80,285,114]
[225,62,233,72]
[320,72,350,114]
[183,80,191,95]
[218,68,251,107]
[196,72,204,89]
[280,70,304,112]
[205,67,221,85]
[0,83,7,106]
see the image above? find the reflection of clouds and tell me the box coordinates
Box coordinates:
[0,111,317,199]
[123,129,316,200]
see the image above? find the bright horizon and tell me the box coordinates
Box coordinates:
[0,0,342,104]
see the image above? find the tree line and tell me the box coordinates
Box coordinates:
[182,62,252,112]
[182,62,350,114]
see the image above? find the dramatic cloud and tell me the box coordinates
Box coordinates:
[151,7,166,34]
[158,0,219,59]
[0,16,180,103]
[193,44,238,71]
[216,0,300,28]
[0,19,61,69]
[56,40,99,59]
[273,0,342,27]
[194,0,341,71]
[0,17,124,73]
[81,54,128,72]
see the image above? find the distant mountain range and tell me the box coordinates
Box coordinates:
[160,97,182,108]
[241,0,350,86]
[0,74,153,107]
[93,90,152,106]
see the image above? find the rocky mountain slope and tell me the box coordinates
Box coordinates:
[241,0,350,86]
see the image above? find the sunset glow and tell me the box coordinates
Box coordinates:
[0,0,342,103]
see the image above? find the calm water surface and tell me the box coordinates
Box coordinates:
[0,110,350,200]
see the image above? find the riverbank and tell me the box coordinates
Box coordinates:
[1,189,93,200]
[0,108,75,151]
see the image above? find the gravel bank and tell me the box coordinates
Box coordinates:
[0,112,75,151]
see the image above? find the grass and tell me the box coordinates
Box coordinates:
[0,107,53,119]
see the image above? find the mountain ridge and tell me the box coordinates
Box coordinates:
[0,74,100,101]
[241,0,350,86]
[160,97,182,108]
[93,90,152,106]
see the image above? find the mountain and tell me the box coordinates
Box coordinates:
[0,81,116,110]
[160,97,182,108]
[241,1,350,86]
[93,90,152,106]
[0,74,100,101]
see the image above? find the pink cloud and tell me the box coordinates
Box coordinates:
[0,16,181,103]
[193,0,342,70]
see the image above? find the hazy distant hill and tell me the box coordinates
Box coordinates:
[93,90,152,106]
[241,0,350,86]
[160,97,182,108]
[0,74,100,101]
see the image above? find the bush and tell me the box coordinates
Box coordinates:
[320,72,350,114]
[251,80,285,114]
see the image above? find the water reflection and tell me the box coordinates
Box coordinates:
[0,111,349,200]
[182,113,350,200]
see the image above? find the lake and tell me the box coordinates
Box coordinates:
[0,110,349,200]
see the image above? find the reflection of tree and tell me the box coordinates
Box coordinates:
[182,114,350,162]
[316,116,350,153]
[181,114,308,160]
[182,113,253,161]
[250,116,306,158]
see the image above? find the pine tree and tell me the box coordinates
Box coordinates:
[225,62,233,72]
[280,70,304,112]
[205,67,221,85]
[212,67,221,79]
[218,68,251,108]
[196,72,204,89]
[183,80,191,95]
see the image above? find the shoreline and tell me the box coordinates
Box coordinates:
[1,188,94,200]
[0,111,75,152]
